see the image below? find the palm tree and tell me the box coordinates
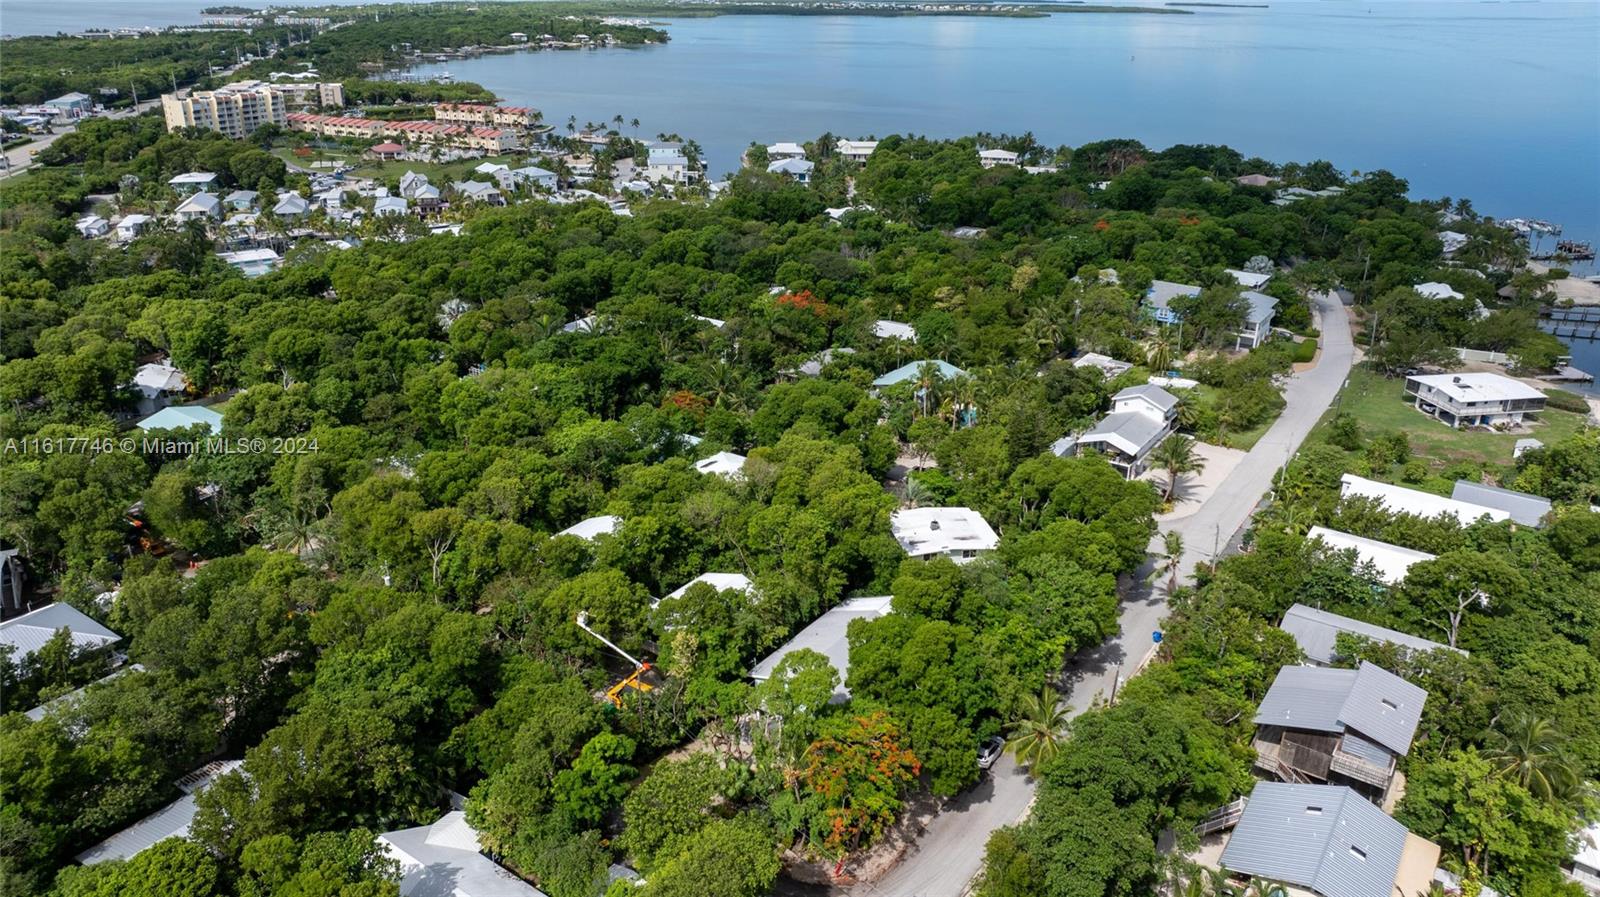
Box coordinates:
[1005,686,1072,774]
[630,117,640,134]
[1161,530,1184,595]
[1152,434,1205,502]
[1143,327,1176,373]
[914,361,944,419]
[903,477,932,509]
[1162,861,1231,897]
[1482,711,1580,801]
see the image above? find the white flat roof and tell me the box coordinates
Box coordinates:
[133,361,187,393]
[555,515,621,540]
[890,507,999,559]
[1306,526,1436,585]
[872,320,917,341]
[1406,372,1545,403]
[1339,474,1510,523]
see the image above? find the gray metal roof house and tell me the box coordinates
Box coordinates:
[1219,782,1439,897]
[77,760,242,864]
[0,603,120,663]
[1450,480,1552,527]
[1279,604,1460,667]
[1252,662,1426,805]
[749,595,892,703]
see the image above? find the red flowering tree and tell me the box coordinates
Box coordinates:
[797,711,921,858]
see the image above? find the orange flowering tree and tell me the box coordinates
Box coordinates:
[797,710,921,858]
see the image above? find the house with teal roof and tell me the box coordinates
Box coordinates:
[135,405,223,435]
[871,359,969,389]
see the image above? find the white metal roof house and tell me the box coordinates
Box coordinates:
[1278,604,1458,667]
[977,148,1019,168]
[222,189,259,211]
[749,595,893,703]
[507,165,557,190]
[173,192,222,221]
[272,193,312,219]
[378,809,548,897]
[1252,662,1426,805]
[1218,782,1440,897]
[1339,474,1510,524]
[168,171,218,194]
[0,603,120,664]
[766,157,814,182]
[1065,384,1180,479]
[554,515,622,541]
[373,195,409,217]
[25,664,145,723]
[1304,526,1436,585]
[765,141,807,161]
[76,214,110,238]
[693,451,747,479]
[1403,373,1546,430]
[890,507,999,564]
[1449,480,1552,527]
[399,171,432,198]
[835,139,878,163]
[217,248,282,278]
[114,213,154,240]
[76,760,242,864]
[872,320,917,342]
[655,572,756,612]
[1226,268,1273,289]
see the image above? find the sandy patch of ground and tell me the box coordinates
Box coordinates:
[1528,261,1600,305]
[1145,441,1248,523]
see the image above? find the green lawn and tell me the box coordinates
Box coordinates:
[271,146,526,186]
[1309,365,1589,468]
[1182,383,1278,451]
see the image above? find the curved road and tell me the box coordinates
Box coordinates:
[852,290,1354,897]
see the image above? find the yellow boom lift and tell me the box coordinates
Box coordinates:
[576,612,654,707]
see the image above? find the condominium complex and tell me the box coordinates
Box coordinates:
[433,103,540,129]
[161,80,345,138]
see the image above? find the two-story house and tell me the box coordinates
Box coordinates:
[1252,661,1425,808]
[1059,384,1180,479]
[1236,289,1279,349]
[1403,372,1546,429]
[1143,280,1201,325]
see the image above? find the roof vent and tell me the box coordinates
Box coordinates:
[1380,698,1398,710]
[1305,806,1323,815]
[1349,847,1367,861]
[929,520,941,531]
[1453,376,1462,383]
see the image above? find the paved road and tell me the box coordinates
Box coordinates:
[0,98,161,179]
[857,290,1354,897]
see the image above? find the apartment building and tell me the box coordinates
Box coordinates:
[433,103,539,129]
[161,80,345,138]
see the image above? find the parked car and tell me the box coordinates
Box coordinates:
[977,735,1005,771]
